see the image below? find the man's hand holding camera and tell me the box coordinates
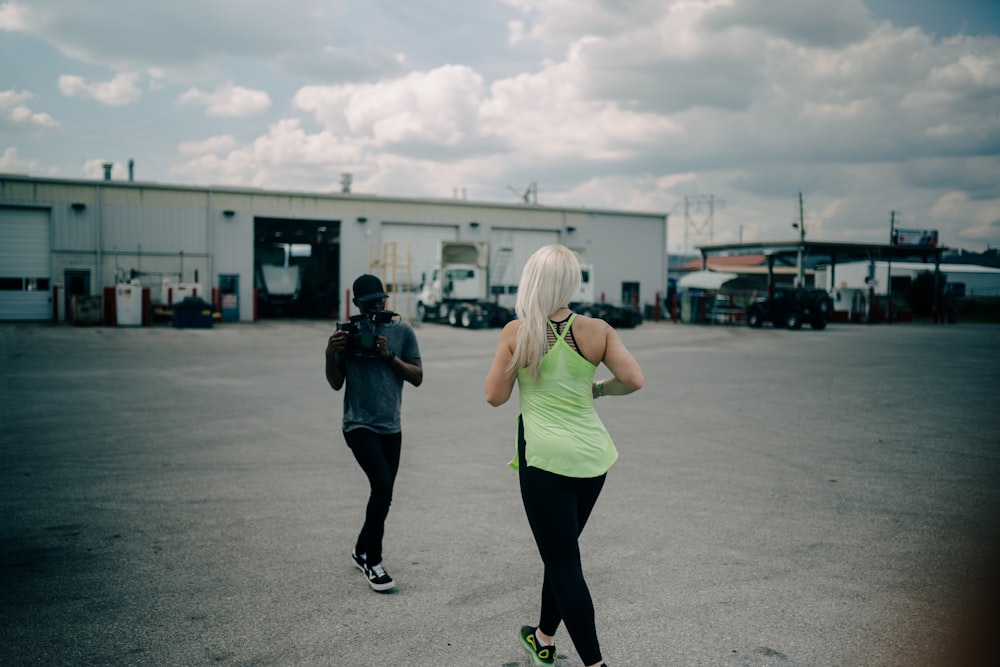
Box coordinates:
[326,328,392,361]
[326,329,347,356]
[374,336,394,362]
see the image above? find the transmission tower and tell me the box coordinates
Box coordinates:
[683,195,716,253]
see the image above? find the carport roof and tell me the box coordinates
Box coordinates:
[695,240,948,264]
[678,270,740,290]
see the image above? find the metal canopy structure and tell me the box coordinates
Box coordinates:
[695,240,948,293]
[697,240,947,264]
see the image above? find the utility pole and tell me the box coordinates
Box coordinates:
[798,192,805,243]
[793,192,805,287]
[887,211,895,324]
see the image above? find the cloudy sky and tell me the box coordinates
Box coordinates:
[2,0,999,252]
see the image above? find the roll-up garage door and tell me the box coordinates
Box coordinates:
[380,223,459,290]
[0,207,51,321]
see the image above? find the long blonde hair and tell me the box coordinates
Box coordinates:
[506,245,582,381]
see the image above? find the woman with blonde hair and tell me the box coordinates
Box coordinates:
[485,244,643,667]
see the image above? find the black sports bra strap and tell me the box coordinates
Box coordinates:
[546,313,581,353]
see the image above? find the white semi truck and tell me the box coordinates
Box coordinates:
[416,241,515,328]
[416,241,642,328]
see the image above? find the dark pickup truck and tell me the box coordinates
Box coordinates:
[746,287,834,330]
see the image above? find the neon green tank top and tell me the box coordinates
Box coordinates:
[510,314,618,478]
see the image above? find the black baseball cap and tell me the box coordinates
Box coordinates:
[353,274,389,302]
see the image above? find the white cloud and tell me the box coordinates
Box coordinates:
[58,73,141,105]
[170,119,364,189]
[178,85,271,118]
[481,64,683,163]
[251,118,360,167]
[0,146,59,175]
[0,89,60,131]
[0,1,29,30]
[294,66,486,147]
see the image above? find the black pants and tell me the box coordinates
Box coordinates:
[518,418,606,666]
[344,428,401,566]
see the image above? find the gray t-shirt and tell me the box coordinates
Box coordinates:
[337,319,420,434]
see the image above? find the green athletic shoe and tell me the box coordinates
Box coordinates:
[519,625,556,666]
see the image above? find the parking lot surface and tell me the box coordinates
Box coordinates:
[2,320,998,666]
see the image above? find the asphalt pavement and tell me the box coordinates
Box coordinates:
[2,318,998,666]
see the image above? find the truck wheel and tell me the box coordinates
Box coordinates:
[460,309,475,328]
[448,307,462,327]
[416,302,428,321]
[747,310,763,328]
[438,303,451,321]
[785,312,802,329]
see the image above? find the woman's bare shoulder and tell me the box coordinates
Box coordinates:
[498,318,521,342]
[570,313,611,362]
[571,313,611,334]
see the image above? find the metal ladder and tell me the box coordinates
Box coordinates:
[490,233,514,289]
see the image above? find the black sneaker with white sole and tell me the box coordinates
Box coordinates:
[351,550,366,573]
[364,561,395,592]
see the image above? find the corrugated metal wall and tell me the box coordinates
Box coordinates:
[585,212,667,306]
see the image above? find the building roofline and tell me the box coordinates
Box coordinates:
[0,172,667,220]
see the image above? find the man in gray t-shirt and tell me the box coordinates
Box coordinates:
[339,316,420,433]
[325,274,422,592]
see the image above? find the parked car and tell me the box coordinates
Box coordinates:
[746,287,833,330]
[573,302,643,328]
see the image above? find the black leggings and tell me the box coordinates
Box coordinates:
[344,428,401,566]
[518,418,606,666]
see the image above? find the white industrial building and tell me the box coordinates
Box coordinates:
[813,260,1000,319]
[0,174,668,323]
[815,260,1000,297]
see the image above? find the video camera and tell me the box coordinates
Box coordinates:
[337,310,398,357]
